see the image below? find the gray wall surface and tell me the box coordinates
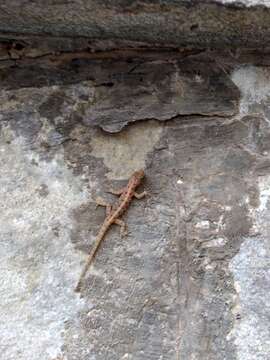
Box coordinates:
[0,1,270,50]
[0,1,270,360]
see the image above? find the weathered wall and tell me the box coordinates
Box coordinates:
[1,1,270,360]
[1,0,270,52]
[1,55,270,360]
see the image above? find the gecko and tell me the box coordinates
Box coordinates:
[75,169,146,292]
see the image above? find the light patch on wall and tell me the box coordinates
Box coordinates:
[0,126,88,360]
[229,237,270,360]
[195,220,210,229]
[203,237,227,248]
[229,174,270,359]
[219,0,270,6]
[257,175,270,212]
[90,120,163,179]
[231,66,270,114]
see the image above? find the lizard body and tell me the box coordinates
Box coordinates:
[75,169,146,292]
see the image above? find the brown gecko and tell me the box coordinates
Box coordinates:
[75,169,146,292]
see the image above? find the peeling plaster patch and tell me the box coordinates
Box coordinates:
[231,66,270,114]
[91,120,162,179]
[0,127,88,360]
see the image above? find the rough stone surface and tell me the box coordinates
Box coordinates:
[1,1,270,51]
[221,0,270,5]
[0,52,270,359]
[0,132,87,360]
[0,58,239,132]
[0,2,270,358]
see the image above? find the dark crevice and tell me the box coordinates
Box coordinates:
[100,112,237,133]
[95,81,115,88]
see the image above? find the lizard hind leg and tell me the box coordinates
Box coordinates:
[95,196,112,216]
[107,187,125,196]
[114,219,128,237]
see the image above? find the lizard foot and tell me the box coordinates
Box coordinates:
[114,219,128,237]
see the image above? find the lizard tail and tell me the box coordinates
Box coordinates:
[75,224,109,292]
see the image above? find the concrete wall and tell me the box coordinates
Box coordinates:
[0,1,270,360]
[1,1,270,50]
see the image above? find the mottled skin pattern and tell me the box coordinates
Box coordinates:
[75,169,146,292]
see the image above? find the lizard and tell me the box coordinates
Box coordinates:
[75,169,146,292]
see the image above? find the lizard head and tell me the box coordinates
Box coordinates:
[132,169,145,186]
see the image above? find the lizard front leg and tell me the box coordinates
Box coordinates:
[95,196,112,216]
[134,191,147,199]
[114,219,128,237]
